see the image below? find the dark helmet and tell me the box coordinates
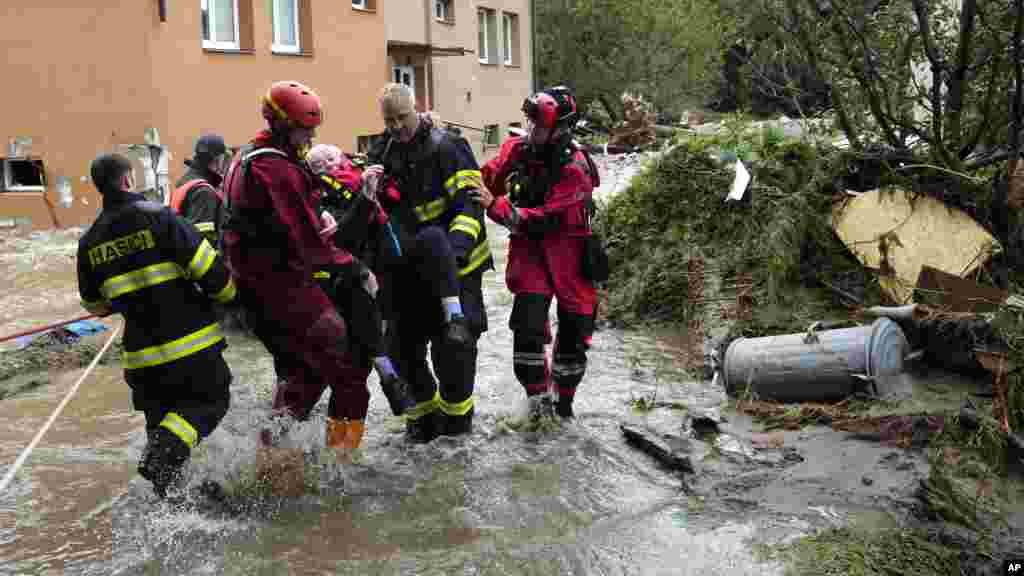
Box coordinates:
[193,134,227,161]
[522,85,579,132]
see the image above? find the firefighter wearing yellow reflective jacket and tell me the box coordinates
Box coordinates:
[77,153,237,500]
[365,83,493,443]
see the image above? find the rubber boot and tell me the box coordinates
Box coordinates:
[406,411,442,444]
[528,394,555,423]
[326,417,366,451]
[379,372,416,416]
[441,406,474,437]
[555,396,575,419]
[138,427,190,500]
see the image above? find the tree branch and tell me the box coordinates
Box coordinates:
[961,48,1003,160]
[911,0,958,168]
[792,0,860,147]
[944,0,978,156]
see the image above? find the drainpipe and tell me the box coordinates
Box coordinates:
[423,0,434,111]
[529,0,537,93]
[158,0,167,22]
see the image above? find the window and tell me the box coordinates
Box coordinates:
[434,0,452,22]
[477,8,497,64]
[201,0,240,50]
[272,0,300,53]
[2,159,45,192]
[393,65,416,102]
[352,0,376,10]
[502,12,519,66]
[484,124,500,147]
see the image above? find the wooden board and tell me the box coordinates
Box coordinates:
[832,188,1000,304]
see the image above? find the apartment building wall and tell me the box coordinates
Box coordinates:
[0,2,163,229]
[0,1,387,230]
[431,0,532,160]
[380,0,532,161]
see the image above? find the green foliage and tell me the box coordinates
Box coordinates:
[760,525,961,576]
[535,0,731,120]
[760,0,1016,172]
[596,129,881,331]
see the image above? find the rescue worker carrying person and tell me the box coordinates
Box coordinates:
[364,83,493,443]
[77,153,237,500]
[474,86,601,421]
[305,143,414,417]
[221,81,371,466]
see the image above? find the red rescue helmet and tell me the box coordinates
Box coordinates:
[522,86,578,132]
[262,81,323,129]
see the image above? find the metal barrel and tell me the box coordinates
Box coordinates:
[722,318,909,402]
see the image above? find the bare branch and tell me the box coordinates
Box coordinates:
[910,0,944,71]
[945,0,978,155]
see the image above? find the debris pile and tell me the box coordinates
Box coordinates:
[608,94,657,149]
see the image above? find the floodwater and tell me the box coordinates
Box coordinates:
[0,168,794,575]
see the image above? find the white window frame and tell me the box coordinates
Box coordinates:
[434,0,451,22]
[201,0,241,51]
[502,12,515,65]
[271,0,301,54]
[2,159,45,192]
[393,65,416,102]
[352,0,368,9]
[478,8,495,64]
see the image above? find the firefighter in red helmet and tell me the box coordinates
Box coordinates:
[474,86,602,421]
[221,81,370,474]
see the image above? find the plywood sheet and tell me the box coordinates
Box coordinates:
[831,188,1000,304]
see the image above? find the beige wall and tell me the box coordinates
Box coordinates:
[383,0,428,45]
[0,2,162,229]
[0,0,387,230]
[430,0,532,161]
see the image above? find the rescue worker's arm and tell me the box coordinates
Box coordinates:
[485,161,593,237]
[440,137,486,268]
[166,211,237,305]
[256,162,352,273]
[76,243,113,317]
[182,183,221,243]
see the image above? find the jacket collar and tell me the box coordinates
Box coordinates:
[102,191,147,211]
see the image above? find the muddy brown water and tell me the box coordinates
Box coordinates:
[0,218,963,575]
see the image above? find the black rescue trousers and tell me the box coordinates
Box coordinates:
[388,226,487,442]
[128,349,232,498]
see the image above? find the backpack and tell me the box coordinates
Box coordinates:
[218,146,291,255]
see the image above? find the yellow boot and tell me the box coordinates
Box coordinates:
[326,418,365,457]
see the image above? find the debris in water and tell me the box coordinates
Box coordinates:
[620,423,694,473]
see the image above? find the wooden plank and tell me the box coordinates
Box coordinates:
[915,265,1009,313]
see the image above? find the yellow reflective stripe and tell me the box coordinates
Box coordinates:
[100,262,184,300]
[194,222,216,233]
[403,390,440,421]
[458,239,492,277]
[322,175,354,200]
[81,298,111,315]
[313,271,330,279]
[188,238,217,280]
[449,214,481,240]
[160,411,198,449]
[438,395,474,416]
[122,323,224,370]
[444,169,483,195]
[414,196,449,222]
[213,278,237,304]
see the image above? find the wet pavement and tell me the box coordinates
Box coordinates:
[0,161,972,575]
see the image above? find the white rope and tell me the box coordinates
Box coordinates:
[0,321,122,493]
